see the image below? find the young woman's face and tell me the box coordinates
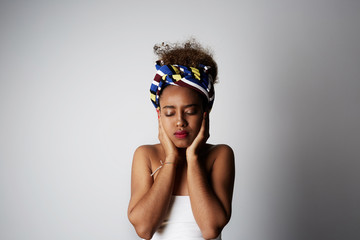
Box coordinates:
[159,85,204,148]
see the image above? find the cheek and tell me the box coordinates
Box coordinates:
[191,116,203,132]
[160,117,173,134]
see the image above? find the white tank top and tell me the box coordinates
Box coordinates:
[151,196,222,240]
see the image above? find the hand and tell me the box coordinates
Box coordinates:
[158,117,179,161]
[186,112,209,160]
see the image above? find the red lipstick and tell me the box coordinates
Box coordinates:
[174,130,188,139]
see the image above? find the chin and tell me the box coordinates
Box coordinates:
[174,143,190,149]
[173,139,192,149]
[175,144,190,148]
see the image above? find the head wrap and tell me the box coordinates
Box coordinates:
[150,62,215,111]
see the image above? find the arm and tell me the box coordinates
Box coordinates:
[127,146,177,239]
[186,114,235,239]
[128,120,180,239]
[187,145,235,239]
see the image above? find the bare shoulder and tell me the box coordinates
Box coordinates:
[202,144,234,173]
[207,144,235,193]
[134,144,162,157]
[129,145,162,213]
[132,145,152,166]
[206,144,234,162]
[206,144,235,218]
[133,144,164,167]
[209,144,234,154]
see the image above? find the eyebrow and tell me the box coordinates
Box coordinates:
[162,103,200,109]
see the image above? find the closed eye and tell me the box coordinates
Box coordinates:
[186,110,197,115]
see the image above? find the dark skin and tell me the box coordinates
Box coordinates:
[128,86,235,240]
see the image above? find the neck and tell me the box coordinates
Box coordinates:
[176,148,187,164]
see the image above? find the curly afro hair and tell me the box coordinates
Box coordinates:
[153,38,218,84]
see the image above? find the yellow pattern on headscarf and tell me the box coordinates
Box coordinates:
[170,65,181,74]
[190,67,201,80]
[150,93,156,102]
[172,74,182,81]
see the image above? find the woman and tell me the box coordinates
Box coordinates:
[128,40,235,240]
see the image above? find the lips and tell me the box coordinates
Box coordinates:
[174,130,189,139]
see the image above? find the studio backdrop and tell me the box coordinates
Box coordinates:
[1,1,359,240]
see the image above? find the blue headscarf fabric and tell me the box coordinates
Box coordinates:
[150,62,215,111]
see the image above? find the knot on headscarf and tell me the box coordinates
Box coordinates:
[150,62,215,111]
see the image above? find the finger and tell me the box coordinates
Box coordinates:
[158,117,161,132]
[159,117,172,142]
[199,112,207,135]
[205,112,209,136]
[158,117,164,141]
[159,118,166,136]
[158,119,161,139]
[199,112,209,141]
[192,114,206,145]
[158,115,165,131]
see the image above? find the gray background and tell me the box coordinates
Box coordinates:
[1,0,359,239]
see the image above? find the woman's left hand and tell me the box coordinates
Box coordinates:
[186,112,209,160]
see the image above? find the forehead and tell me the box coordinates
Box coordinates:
[159,85,202,106]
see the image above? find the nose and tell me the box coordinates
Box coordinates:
[176,115,187,128]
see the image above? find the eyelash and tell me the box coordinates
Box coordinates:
[164,110,197,117]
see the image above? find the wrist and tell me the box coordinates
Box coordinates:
[165,155,180,165]
[186,154,199,163]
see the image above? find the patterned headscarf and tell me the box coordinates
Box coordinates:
[150,62,215,111]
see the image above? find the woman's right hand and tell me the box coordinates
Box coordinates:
[158,117,179,162]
